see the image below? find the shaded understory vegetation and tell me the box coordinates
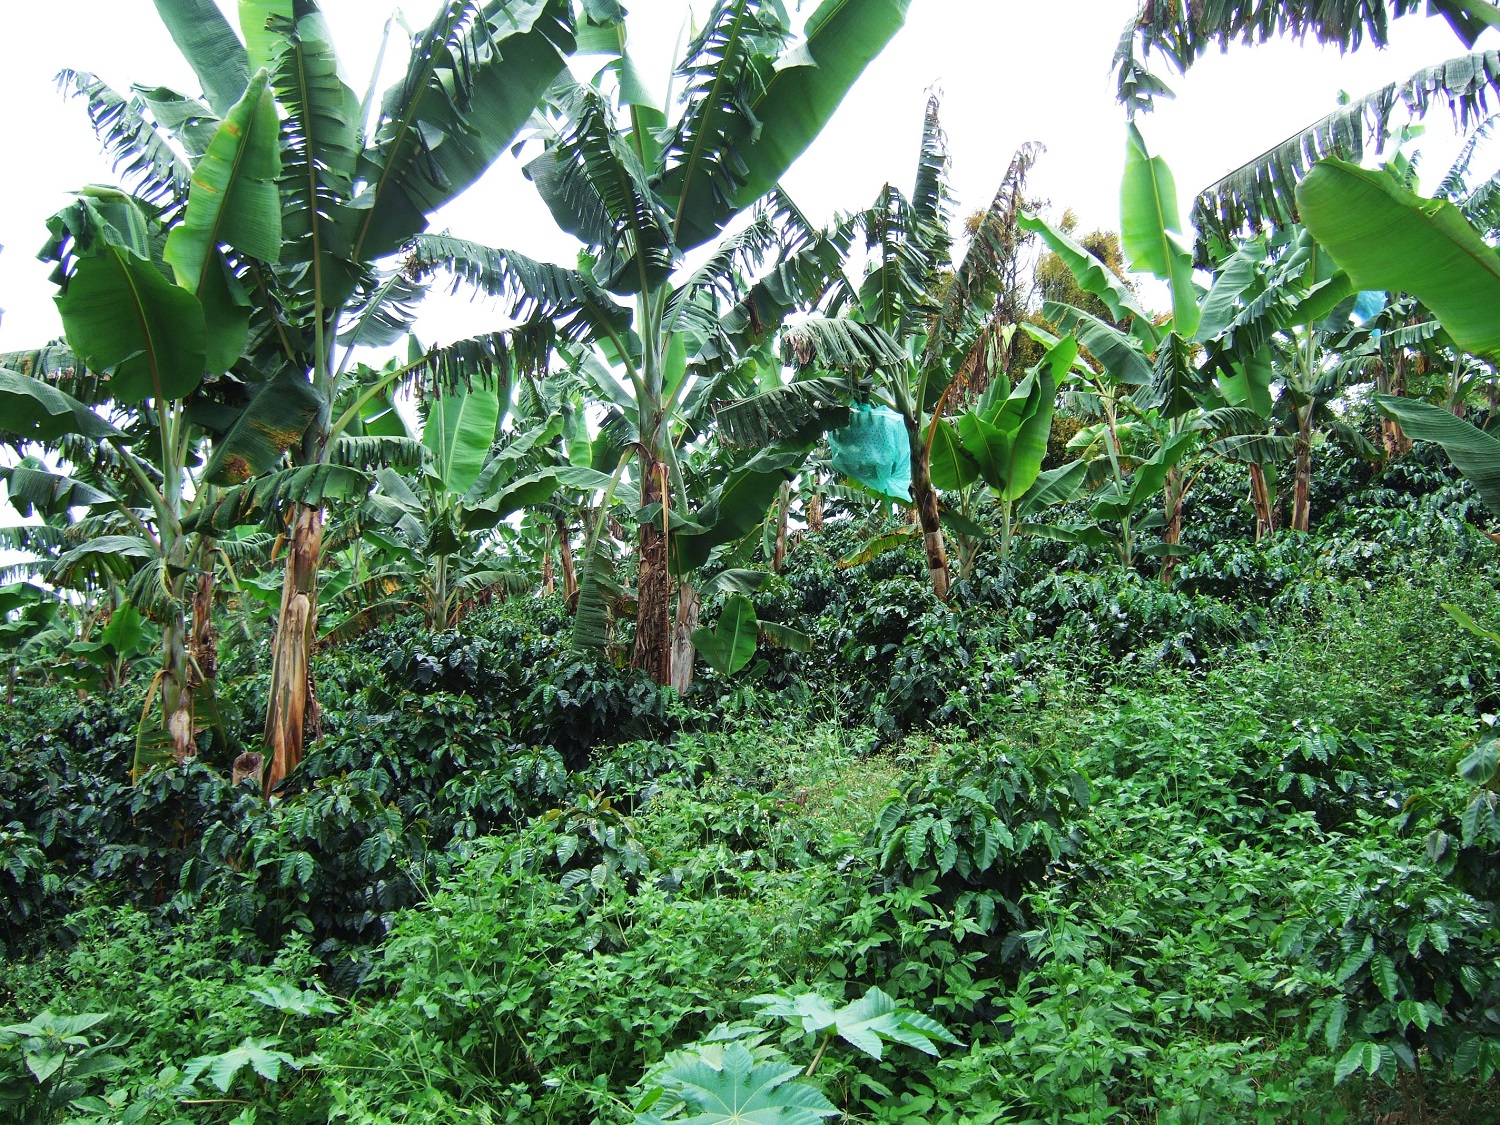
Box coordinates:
[2,445,1498,1125]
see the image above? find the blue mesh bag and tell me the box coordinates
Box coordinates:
[829,404,911,502]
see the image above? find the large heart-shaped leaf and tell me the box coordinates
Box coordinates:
[746,987,964,1062]
[183,1036,298,1094]
[55,246,207,405]
[691,593,759,677]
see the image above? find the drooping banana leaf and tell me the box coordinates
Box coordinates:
[672,448,807,574]
[1373,393,1500,512]
[462,472,560,532]
[714,374,856,449]
[351,0,576,262]
[50,535,156,586]
[757,620,812,652]
[525,82,675,295]
[0,367,121,441]
[1016,460,1087,517]
[838,524,921,569]
[1044,304,1155,387]
[703,568,771,596]
[731,0,910,213]
[1194,50,1500,243]
[152,0,252,115]
[1112,0,1489,116]
[0,463,117,516]
[663,0,910,251]
[1017,211,1156,336]
[187,464,371,533]
[1194,240,1266,343]
[202,371,323,485]
[409,235,634,356]
[56,71,196,206]
[55,245,208,405]
[133,84,222,159]
[780,316,906,373]
[329,433,424,471]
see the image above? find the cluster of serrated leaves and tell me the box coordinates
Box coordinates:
[746,986,962,1060]
[629,987,961,1124]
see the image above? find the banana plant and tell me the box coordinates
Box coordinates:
[929,337,1076,560]
[690,593,759,678]
[654,439,815,692]
[1017,202,1182,564]
[1112,0,1500,250]
[1026,127,1375,557]
[59,604,152,692]
[52,0,585,793]
[15,171,287,772]
[413,0,909,687]
[351,378,611,632]
[1298,157,1500,363]
[718,106,1047,599]
[1294,157,1500,508]
[0,583,65,704]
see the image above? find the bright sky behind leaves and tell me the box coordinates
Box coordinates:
[1,0,1495,354]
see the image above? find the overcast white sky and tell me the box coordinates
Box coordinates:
[0,0,1495,354]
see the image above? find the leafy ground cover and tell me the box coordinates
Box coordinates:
[1,449,1498,1124]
